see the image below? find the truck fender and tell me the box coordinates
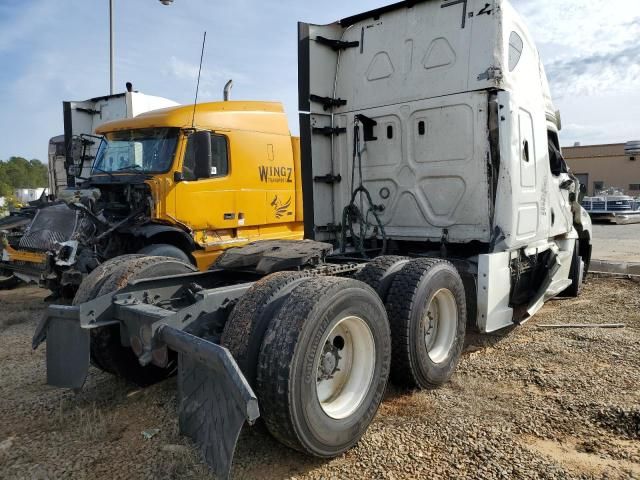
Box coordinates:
[128,224,195,253]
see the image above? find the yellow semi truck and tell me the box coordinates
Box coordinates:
[0,101,303,297]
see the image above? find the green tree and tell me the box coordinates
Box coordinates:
[0,157,48,190]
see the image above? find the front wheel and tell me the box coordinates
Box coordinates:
[257,276,391,457]
[138,244,192,265]
[0,273,20,291]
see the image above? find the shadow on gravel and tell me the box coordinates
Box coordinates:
[594,406,640,440]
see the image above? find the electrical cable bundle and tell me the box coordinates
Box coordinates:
[340,117,387,256]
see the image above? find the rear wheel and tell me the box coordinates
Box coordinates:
[138,243,192,265]
[386,258,466,389]
[354,255,410,301]
[221,271,310,387]
[87,256,197,386]
[257,277,391,457]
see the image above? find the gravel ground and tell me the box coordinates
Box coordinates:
[0,277,639,480]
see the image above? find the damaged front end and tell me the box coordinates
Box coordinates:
[0,181,155,297]
[0,203,97,295]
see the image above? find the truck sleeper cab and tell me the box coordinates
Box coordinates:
[34,1,592,478]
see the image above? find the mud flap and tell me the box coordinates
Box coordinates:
[159,327,260,480]
[45,316,90,390]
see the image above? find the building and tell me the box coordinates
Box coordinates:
[14,188,49,204]
[563,142,639,196]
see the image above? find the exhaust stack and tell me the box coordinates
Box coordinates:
[223,80,233,101]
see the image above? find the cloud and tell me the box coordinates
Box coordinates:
[511,0,640,99]
[163,56,250,102]
[1,0,638,160]
[547,44,640,97]
[513,0,639,50]
[561,124,607,144]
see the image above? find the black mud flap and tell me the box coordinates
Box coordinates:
[45,313,90,390]
[159,327,260,480]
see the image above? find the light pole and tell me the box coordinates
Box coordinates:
[109,0,174,95]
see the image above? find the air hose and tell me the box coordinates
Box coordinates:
[340,118,387,257]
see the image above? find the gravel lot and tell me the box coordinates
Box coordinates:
[1,277,639,480]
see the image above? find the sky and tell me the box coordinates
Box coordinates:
[0,0,638,162]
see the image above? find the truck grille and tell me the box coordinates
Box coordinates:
[19,204,79,252]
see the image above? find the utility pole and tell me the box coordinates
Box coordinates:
[109,0,173,95]
[109,0,115,95]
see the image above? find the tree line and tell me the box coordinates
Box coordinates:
[0,157,48,198]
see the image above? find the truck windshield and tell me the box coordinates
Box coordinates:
[93,127,179,174]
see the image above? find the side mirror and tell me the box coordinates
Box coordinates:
[68,164,80,177]
[193,131,212,179]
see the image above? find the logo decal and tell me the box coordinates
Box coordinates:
[259,165,293,184]
[271,195,292,219]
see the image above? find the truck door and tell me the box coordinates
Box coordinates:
[174,132,238,231]
[493,91,547,249]
[547,132,574,238]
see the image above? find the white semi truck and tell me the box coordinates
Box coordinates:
[34,1,592,478]
[48,89,178,196]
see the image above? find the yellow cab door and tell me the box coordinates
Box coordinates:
[174,131,239,237]
[232,130,298,240]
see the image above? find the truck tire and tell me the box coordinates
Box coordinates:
[73,255,145,306]
[138,244,192,265]
[354,255,410,302]
[386,258,466,389]
[257,276,391,457]
[221,271,310,387]
[0,274,20,291]
[561,241,584,298]
[89,256,197,386]
[73,254,145,373]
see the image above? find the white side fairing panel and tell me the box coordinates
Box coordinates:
[477,252,514,333]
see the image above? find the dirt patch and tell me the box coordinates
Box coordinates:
[0,278,638,479]
[522,436,640,478]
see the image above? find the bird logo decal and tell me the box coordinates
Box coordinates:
[271,195,292,219]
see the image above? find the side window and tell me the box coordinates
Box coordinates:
[547,131,568,177]
[183,132,229,180]
[211,134,229,177]
[182,136,196,181]
[508,32,524,72]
